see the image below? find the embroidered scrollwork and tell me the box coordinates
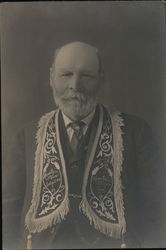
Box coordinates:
[36,115,66,218]
[97,121,113,164]
[86,111,118,223]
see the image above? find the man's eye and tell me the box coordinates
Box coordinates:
[81,74,94,78]
[61,72,72,77]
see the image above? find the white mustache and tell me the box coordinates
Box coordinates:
[61,91,87,102]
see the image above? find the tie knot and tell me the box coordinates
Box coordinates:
[69,121,85,131]
[69,121,85,139]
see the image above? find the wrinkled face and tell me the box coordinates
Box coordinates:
[50,42,102,120]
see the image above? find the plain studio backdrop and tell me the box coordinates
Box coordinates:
[1,2,166,182]
[1,1,166,247]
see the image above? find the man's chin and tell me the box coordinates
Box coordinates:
[64,98,81,104]
[61,103,86,119]
[58,100,96,120]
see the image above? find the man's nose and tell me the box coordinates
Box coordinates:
[69,74,80,90]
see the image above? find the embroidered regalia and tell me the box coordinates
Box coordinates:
[25,104,126,248]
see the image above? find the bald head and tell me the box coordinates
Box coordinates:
[52,41,104,77]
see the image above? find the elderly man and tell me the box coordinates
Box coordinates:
[3,41,165,249]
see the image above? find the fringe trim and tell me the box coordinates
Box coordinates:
[25,110,69,233]
[80,200,122,239]
[27,234,32,250]
[79,107,126,239]
[112,111,126,236]
[25,196,69,233]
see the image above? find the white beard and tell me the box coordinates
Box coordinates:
[52,88,97,120]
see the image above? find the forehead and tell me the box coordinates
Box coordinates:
[54,44,99,73]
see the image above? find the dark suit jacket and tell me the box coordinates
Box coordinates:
[3,110,166,249]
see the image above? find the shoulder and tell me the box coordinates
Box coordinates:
[120,113,154,143]
[105,106,153,142]
[121,112,150,131]
[15,110,57,142]
[23,109,57,132]
[105,105,150,131]
[119,113,157,152]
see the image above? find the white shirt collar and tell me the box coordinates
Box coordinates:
[61,108,96,128]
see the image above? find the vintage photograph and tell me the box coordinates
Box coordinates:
[1,1,166,249]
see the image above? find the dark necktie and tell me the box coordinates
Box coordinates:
[69,121,85,152]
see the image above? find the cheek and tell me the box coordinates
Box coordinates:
[53,77,68,95]
[82,79,100,95]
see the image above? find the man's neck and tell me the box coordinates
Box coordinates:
[61,108,96,128]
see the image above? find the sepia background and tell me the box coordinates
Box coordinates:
[1,1,166,248]
[1,1,166,176]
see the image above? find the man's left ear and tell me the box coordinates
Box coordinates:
[49,67,53,88]
[99,73,105,86]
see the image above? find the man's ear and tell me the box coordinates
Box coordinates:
[101,74,105,85]
[49,67,53,89]
[99,73,105,88]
